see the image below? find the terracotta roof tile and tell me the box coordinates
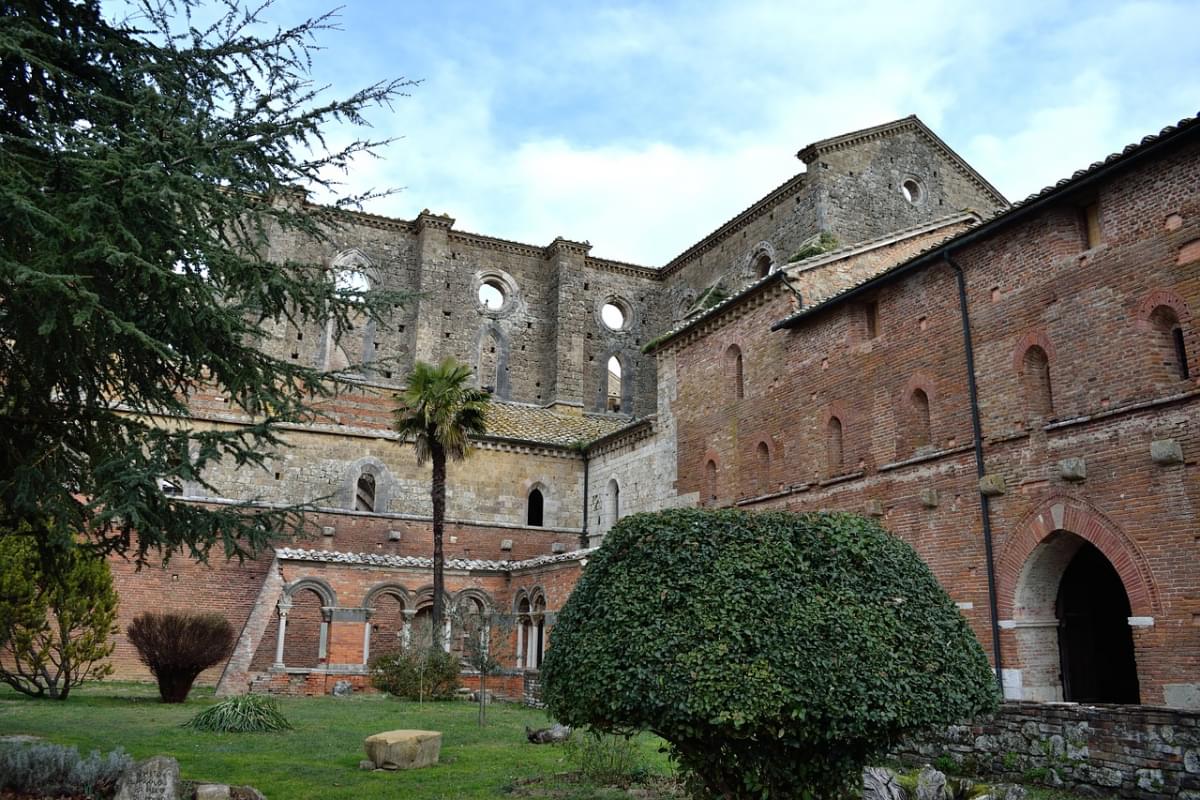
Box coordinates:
[482,402,629,447]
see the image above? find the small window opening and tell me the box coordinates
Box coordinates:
[1082,202,1102,249]
[705,460,718,505]
[606,356,622,412]
[355,472,376,512]
[607,479,620,525]
[912,389,931,450]
[827,417,844,476]
[478,280,505,310]
[1021,346,1054,422]
[1173,327,1190,379]
[864,301,880,339]
[527,488,544,527]
[1151,306,1189,381]
[901,178,924,205]
[756,441,770,494]
[755,253,773,278]
[724,345,744,400]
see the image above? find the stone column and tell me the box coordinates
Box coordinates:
[318,607,332,662]
[273,598,292,669]
[545,237,591,407]
[402,608,416,649]
[516,619,525,669]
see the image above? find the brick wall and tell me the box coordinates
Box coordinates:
[665,133,1200,707]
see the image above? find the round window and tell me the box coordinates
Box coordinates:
[478,279,505,310]
[901,178,924,205]
[601,302,627,331]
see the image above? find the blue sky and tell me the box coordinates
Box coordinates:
[116,0,1200,264]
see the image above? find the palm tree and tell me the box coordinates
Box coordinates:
[394,358,490,649]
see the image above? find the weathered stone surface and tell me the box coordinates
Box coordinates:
[363,730,442,770]
[359,759,376,770]
[915,766,948,800]
[989,784,1028,800]
[114,755,180,800]
[526,723,572,744]
[1058,457,1087,482]
[862,766,905,800]
[331,679,353,697]
[978,474,1006,496]
[1151,438,1185,465]
[194,785,230,800]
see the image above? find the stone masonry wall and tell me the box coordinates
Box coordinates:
[895,702,1200,799]
[806,126,1006,247]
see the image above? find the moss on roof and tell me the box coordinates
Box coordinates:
[481,402,629,447]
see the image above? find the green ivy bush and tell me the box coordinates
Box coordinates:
[370,645,461,701]
[541,509,998,799]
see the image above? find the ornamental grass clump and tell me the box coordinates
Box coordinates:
[184,694,292,733]
[126,612,234,703]
[541,508,999,800]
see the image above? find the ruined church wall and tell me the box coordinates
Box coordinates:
[585,350,694,544]
[808,128,1006,247]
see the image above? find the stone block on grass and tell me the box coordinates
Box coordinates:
[363,730,442,770]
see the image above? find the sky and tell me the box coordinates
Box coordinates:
[114,0,1200,265]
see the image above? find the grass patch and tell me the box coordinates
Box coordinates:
[0,682,671,799]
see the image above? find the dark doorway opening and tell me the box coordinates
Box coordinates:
[1056,542,1140,704]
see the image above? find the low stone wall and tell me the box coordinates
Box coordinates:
[894,701,1200,799]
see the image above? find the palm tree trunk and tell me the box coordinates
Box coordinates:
[431,440,446,651]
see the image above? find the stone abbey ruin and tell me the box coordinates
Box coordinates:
[108,111,1200,756]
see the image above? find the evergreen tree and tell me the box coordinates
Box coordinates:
[393,359,490,648]
[0,1,413,564]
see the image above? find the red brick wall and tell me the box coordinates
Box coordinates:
[669,136,1200,705]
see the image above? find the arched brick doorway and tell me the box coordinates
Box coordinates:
[1057,540,1139,703]
[999,497,1155,704]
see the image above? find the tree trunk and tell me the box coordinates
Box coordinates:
[431,441,446,652]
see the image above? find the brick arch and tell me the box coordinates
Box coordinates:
[1135,287,1192,326]
[452,588,496,615]
[1011,329,1056,373]
[997,494,1158,620]
[901,372,937,404]
[364,582,411,610]
[283,576,336,607]
[702,449,721,506]
[411,585,453,610]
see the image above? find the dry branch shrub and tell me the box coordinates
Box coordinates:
[127,612,234,703]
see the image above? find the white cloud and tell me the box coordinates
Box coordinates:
[303,0,1198,265]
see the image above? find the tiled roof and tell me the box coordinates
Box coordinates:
[772,112,1200,331]
[275,547,597,572]
[481,402,629,447]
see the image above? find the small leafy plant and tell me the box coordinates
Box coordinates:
[184,694,292,733]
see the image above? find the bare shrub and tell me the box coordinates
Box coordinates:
[126,612,234,703]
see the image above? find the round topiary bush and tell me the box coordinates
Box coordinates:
[540,509,999,799]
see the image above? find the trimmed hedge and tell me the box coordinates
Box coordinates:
[541,509,998,799]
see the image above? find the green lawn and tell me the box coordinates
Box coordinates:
[0,682,673,799]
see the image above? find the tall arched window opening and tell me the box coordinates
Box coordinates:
[527,488,544,527]
[606,356,623,412]
[1021,346,1054,423]
[827,417,844,476]
[705,459,718,505]
[1150,306,1189,380]
[756,442,770,494]
[355,472,376,512]
[724,345,744,400]
[911,389,931,450]
[478,331,500,392]
[607,479,620,526]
